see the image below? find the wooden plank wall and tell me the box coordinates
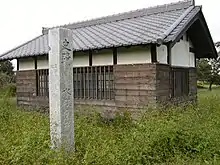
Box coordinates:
[156,64,172,103]
[16,70,49,109]
[114,63,157,109]
[15,64,197,113]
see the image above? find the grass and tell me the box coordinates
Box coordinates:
[1,88,220,164]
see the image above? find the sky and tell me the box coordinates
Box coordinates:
[0,0,219,67]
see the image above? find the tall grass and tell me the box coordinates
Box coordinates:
[1,89,220,164]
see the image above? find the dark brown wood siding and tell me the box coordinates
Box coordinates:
[16,70,49,110]
[156,64,172,103]
[15,64,197,113]
[114,63,157,108]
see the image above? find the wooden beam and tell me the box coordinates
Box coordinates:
[113,48,117,65]
[89,50,92,66]
[167,44,171,65]
[34,57,37,69]
[194,54,197,68]
[34,57,38,96]
[17,59,19,71]
[190,47,196,54]
[151,44,157,63]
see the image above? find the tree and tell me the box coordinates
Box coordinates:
[197,59,212,83]
[197,42,220,91]
[0,61,15,86]
[197,55,220,91]
[0,60,14,76]
[208,56,220,90]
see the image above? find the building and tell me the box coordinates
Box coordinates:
[0,0,217,114]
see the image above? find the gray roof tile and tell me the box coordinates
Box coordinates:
[0,0,201,60]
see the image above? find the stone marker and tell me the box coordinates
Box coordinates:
[48,28,74,151]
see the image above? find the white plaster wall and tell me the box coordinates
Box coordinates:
[189,38,195,67]
[92,49,113,66]
[171,35,195,67]
[117,46,151,65]
[19,58,35,70]
[157,45,167,64]
[189,52,195,67]
[18,41,196,70]
[171,40,189,67]
[73,52,89,67]
[37,56,48,69]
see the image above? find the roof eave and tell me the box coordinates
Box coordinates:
[0,52,48,61]
[198,11,218,59]
[166,9,217,59]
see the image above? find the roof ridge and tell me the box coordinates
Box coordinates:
[0,34,45,59]
[42,0,195,34]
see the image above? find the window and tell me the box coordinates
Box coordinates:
[36,69,49,97]
[172,68,189,98]
[73,66,114,100]
[35,66,115,100]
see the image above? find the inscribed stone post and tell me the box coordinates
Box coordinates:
[48,28,74,151]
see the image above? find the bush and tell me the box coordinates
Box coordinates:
[5,83,16,97]
[0,72,14,87]
[1,91,220,164]
[0,83,16,97]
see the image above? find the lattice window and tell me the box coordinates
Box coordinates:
[73,66,114,100]
[36,69,49,97]
[172,68,189,97]
[35,66,114,100]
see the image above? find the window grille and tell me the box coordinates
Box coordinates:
[35,66,115,100]
[73,65,114,100]
[36,69,49,97]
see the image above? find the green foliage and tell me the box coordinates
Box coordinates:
[0,60,14,76]
[197,59,212,82]
[0,61,15,87]
[1,91,220,164]
[0,83,16,97]
[0,72,12,87]
[197,57,220,90]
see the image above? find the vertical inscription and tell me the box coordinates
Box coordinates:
[49,28,74,151]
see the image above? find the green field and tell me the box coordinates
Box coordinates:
[1,88,220,165]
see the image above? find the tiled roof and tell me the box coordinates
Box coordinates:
[0,0,201,60]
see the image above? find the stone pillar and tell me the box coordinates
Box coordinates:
[48,28,74,151]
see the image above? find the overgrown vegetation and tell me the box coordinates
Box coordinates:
[0,60,16,98]
[0,83,16,97]
[0,60,15,88]
[1,89,220,164]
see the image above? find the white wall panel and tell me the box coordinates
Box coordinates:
[37,56,48,69]
[73,52,89,67]
[171,34,195,68]
[117,46,151,65]
[189,52,195,67]
[19,58,35,70]
[92,49,113,66]
[171,40,189,67]
[157,45,167,64]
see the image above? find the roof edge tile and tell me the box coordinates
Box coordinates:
[157,5,195,44]
[0,35,45,59]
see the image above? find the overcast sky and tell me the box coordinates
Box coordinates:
[0,0,219,65]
